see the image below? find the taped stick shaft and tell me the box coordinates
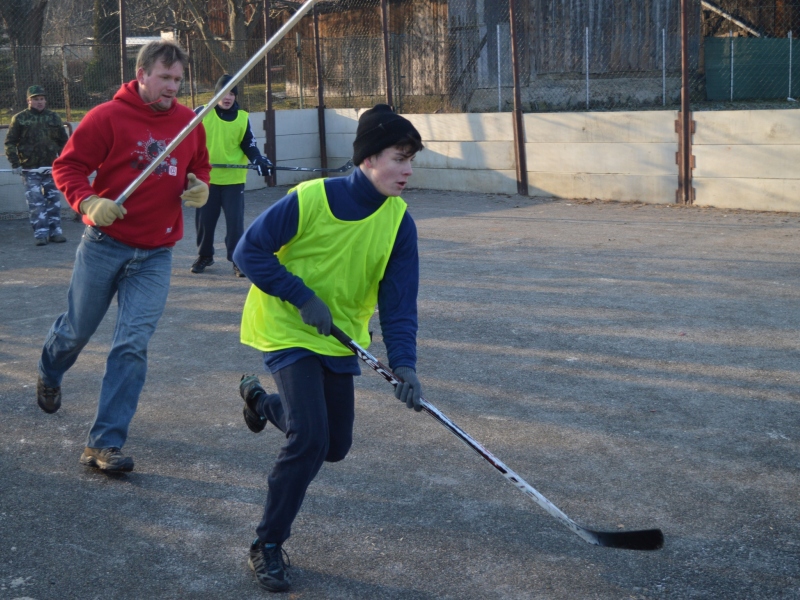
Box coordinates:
[210,160,353,173]
[0,167,52,174]
[115,0,320,205]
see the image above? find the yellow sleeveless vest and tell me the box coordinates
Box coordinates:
[203,109,249,185]
[240,178,407,355]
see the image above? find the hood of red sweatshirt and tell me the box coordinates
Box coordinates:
[113,80,181,117]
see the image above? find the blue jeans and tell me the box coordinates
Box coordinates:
[255,355,355,544]
[39,226,173,449]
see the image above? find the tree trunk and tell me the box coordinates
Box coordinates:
[0,0,49,109]
[92,0,122,92]
[181,0,262,75]
[227,0,249,71]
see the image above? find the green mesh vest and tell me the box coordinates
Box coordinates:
[240,178,407,355]
[203,109,249,185]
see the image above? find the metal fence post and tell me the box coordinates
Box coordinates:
[662,28,666,106]
[789,31,795,101]
[585,27,590,109]
[186,33,196,109]
[497,23,502,112]
[61,46,72,123]
[729,30,734,101]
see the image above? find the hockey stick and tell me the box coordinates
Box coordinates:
[0,167,53,174]
[114,0,320,205]
[329,324,664,551]
[210,160,354,173]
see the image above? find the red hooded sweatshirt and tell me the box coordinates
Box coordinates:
[53,80,210,249]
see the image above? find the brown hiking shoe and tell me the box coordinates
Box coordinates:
[79,447,134,473]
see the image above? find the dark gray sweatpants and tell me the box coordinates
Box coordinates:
[194,183,244,262]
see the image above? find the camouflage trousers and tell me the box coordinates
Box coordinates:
[23,172,62,240]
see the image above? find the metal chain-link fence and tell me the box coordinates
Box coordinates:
[1,0,799,127]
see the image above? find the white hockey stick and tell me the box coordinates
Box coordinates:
[330,324,664,551]
[210,160,354,173]
[115,0,321,205]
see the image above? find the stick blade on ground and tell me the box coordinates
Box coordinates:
[588,528,664,551]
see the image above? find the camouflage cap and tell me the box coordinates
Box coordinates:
[26,85,46,99]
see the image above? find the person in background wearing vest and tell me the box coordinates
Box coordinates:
[5,85,70,246]
[191,74,272,277]
[232,104,425,593]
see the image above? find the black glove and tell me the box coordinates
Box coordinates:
[393,366,423,412]
[299,295,332,335]
[255,155,273,177]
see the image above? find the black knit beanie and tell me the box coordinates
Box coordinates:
[352,104,421,165]
[215,74,238,96]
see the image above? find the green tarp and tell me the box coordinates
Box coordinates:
[704,37,800,100]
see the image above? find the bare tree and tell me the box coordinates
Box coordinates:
[178,0,264,72]
[124,0,268,73]
[0,0,49,108]
[89,0,121,90]
[43,0,93,45]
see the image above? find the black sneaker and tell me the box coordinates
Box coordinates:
[248,541,291,592]
[191,255,214,273]
[49,234,67,243]
[239,374,267,433]
[35,237,48,246]
[79,447,134,473]
[233,262,246,278]
[36,377,61,413]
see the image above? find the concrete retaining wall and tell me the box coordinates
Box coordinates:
[523,111,679,204]
[693,110,800,212]
[3,108,799,214]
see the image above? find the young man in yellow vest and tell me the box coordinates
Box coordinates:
[232,104,424,592]
[191,74,272,277]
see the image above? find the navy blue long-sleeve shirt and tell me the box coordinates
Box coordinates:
[234,167,419,375]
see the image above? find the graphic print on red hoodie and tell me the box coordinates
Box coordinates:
[53,80,210,249]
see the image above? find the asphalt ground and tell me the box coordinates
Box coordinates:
[1,187,799,600]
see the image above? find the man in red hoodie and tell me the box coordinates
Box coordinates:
[36,40,211,473]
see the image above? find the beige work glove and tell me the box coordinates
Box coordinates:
[181,173,209,208]
[80,195,127,226]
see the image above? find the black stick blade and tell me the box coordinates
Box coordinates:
[590,528,664,551]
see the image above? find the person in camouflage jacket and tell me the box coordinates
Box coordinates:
[5,85,70,245]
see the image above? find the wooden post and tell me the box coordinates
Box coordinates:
[313,5,328,170]
[264,0,277,186]
[381,0,393,108]
[509,0,528,196]
[119,0,128,83]
[676,0,695,204]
